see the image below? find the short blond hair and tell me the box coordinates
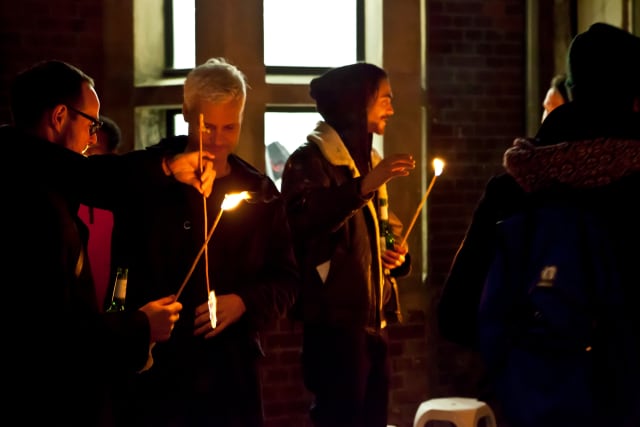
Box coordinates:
[183,57,248,114]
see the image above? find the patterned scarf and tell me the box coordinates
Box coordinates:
[504,136,640,192]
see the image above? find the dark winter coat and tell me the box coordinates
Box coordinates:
[0,125,155,427]
[437,102,640,426]
[438,103,640,348]
[108,135,299,396]
[281,122,408,331]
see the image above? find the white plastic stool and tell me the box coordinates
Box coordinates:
[413,397,496,427]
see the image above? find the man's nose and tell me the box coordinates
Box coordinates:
[206,129,222,144]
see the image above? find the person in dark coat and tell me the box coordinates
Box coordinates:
[1,60,213,426]
[108,57,299,427]
[280,62,415,427]
[438,22,640,427]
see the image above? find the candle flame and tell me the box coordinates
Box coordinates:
[433,158,445,176]
[221,191,250,211]
[399,157,445,248]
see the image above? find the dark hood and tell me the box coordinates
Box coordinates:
[566,22,640,107]
[309,63,387,174]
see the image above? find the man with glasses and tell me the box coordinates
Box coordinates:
[0,59,214,426]
[66,104,104,135]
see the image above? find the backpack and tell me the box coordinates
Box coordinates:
[477,201,632,427]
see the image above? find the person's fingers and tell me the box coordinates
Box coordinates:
[201,162,216,198]
[155,295,176,304]
[194,302,210,316]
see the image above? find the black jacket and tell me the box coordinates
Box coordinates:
[281,122,409,331]
[108,135,299,387]
[0,125,153,426]
[438,102,640,426]
[439,103,640,349]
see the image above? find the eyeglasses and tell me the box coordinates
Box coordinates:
[65,105,104,135]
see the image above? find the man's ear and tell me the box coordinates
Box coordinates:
[50,104,68,133]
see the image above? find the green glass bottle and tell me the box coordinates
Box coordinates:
[379,198,395,251]
[106,267,128,312]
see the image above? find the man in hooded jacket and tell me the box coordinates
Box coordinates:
[281,62,415,427]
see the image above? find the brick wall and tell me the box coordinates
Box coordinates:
[424,1,527,426]
[0,1,530,427]
[0,1,104,123]
[260,312,429,427]
[426,0,526,288]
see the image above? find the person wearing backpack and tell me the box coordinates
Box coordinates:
[438,22,640,427]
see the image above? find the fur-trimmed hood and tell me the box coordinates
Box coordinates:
[503,103,640,192]
[307,121,361,177]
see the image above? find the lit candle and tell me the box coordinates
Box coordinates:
[400,158,445,248]
[175,191,251,300]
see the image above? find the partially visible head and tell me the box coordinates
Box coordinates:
[182,58,248,170]
[541,74,569,122]
[310,62,392,135]
[10,60,102,154]
[83,115,122,156]
[266,141,290,181]
[566,22,640,111]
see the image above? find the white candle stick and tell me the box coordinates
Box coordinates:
[208,290,217,329]
[199,114,211,295]
[400,158,445,248]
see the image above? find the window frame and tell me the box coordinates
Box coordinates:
[264,0,365,75]
[163,0,365,77]
[165,108,183,137]
[163,0,195,76]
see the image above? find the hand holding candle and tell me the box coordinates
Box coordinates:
[194,293,247,339]
[400,158,445,248]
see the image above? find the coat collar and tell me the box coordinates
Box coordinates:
[307,121,361,178]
